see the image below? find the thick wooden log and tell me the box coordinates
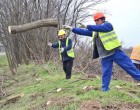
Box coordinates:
[0,93,24,106]
[8,19,58,34]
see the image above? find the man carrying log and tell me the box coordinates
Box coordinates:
[63,12,140,91]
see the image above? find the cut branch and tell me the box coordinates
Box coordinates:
[8,19,58,34]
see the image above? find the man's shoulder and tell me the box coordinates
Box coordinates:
[104,21,112,25]
[104,21,113,29]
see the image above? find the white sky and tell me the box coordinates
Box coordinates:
[86,0,140,48]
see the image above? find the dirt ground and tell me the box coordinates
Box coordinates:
[78,101,140,110]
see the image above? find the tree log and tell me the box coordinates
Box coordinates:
[0,93,24,106]
[8,19,58,34]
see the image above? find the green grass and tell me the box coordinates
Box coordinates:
[0,55,8,65]
[0,55,140,110]
[0,55,9,73]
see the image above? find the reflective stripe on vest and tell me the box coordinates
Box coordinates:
[130,45,140,61]
[92,32,96,45]
[58,38,74,60]
[98,30,121,50]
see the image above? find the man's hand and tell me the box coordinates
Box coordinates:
[77,22,87,28]
[48,42,52,47]
[62,25,73,30]
[60,48,64,53]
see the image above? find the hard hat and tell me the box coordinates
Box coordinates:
[58,29,66,36]
[93,12,105,21]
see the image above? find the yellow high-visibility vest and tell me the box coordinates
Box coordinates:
[130,45,140,61]
[58,38,74,60]
[92,30,121,50]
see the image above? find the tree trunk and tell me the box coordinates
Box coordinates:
[8,19,58,34]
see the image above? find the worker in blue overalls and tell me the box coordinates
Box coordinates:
[63,12,140,91]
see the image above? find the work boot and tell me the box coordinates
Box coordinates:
[66,76,71,79]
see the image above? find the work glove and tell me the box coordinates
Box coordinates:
[62,25,73,30]
[48,42,52,47]
[60,48,64,53]
[77,22,87,28]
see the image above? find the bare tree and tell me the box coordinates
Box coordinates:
[0,0,108,74]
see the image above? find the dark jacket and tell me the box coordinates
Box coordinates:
[52,38,73,61]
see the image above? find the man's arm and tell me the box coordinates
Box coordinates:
[72,28,92,37]
[52,42,59,48]
[87,22,113,32]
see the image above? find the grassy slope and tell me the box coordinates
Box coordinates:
[0,55,140,110]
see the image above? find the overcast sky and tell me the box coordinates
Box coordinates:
[86,0,140,48]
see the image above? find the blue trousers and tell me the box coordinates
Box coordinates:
[101,49,140,91]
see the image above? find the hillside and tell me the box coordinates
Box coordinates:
[0,55,140,110]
